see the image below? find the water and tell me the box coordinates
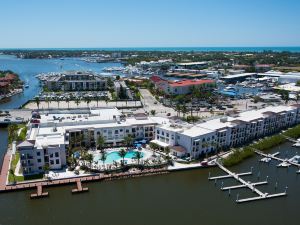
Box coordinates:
[0,55,122,109]
[94,150,144,164]
[2,46,300,52]
[0,56,300,225]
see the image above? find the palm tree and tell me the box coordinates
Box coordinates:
[9,169,16,183]
[118,148,127,166]
[66,98,70,109]
[34,96,40,109]
[95,96,100,107]
[150,110,156,116]
[97,134,106,151]
[45,97,51,109]
[43,164,50,178]
[135,151,143,165]
[86,153,93,170]
[56,97,60,108]
[124,135,133,150]
[100,151,107,165]
[85,97,91,108]
[75,98,81,108]
[176,105,181,117]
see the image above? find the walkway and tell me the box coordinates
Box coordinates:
[254,150,300,168]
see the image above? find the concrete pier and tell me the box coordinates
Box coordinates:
[221,181,268,191]
[30,185,49,199]
[72,180,89,193]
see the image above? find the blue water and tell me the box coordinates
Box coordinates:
[1,47,300,52]
[95,150,144,164]
[0,55,123,109]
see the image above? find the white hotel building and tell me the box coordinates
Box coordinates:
[153,105,300,158]
[17,108,167,175]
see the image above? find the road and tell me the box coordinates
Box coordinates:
[139,89,176,117]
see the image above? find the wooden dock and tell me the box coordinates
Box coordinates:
[30,185,49,199]
[72,180,89,194]
[210,161,287,203]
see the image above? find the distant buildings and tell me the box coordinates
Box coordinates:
[42,71,108,91]
[0,72,21,95]
[114,80,131,99]
[150,75,215,95]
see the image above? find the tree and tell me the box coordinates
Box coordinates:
[97,134,106,151]
[150,110,156,116]
[95,96,100,107]
[56,97,60,108]
[118,148,127,166]
[175,105,181,117]
[45,97,51,109]
[135,151,143,165]
[34,97,40,109]
[85,97,91,108]
[43,164,50,178]
[86,153,93,170]
[66,98,70,109]
[8,124,18,143]
[9,169,16,184]
[75,98,81,108]
[116,75,120,80]
[124,135,133,150]
[100,151,107,165]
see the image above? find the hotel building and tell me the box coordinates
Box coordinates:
[152,105,300,158]
[17,108,167,175]
[150,75,215,95]
[44,71,108,91]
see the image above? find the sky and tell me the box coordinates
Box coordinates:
[0,0,300,48]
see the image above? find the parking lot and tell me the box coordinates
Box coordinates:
[37,91,110,101]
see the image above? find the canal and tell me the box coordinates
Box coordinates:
[0,56,299,225]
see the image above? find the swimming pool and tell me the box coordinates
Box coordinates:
[94,150,144,164]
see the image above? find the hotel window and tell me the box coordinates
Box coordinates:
[37,152,41,156]
[55,152,59,157]
[38,166,42,170]
[56,159,60,164]
[37,158,42,163]
[50,160,54,165]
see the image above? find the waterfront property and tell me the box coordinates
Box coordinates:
[150,75,216,95]
[37,71,108,92]
[16,108,168,175]
[153,105,300,159]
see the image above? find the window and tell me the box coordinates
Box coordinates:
[37,158,42,163]
[37,152,41,156]
[56,159,60,164]
[38,166,42,170]
[50,154,53,158]
[55,152,59,157]
[50,160,54,165]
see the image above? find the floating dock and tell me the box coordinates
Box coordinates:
[260,152,279,163]
[210,161,287,203]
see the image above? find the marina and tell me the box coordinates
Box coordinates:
[210,161,287,203]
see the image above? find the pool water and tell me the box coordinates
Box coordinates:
[95,150,144,164]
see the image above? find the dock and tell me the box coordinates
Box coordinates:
[210,161,287,203]
[72,180,89,193]
[259,152,279,163]
[254,150,300,168]
[30,185,49,199]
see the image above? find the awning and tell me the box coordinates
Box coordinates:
[150,140,169,148]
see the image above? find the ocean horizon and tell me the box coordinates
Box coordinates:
[1,46,300,52]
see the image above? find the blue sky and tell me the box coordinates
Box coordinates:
[0,0,300,48]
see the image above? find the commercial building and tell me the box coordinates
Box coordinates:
[17,108,168,175]
[42,71,108,91]
[152,105,300,159]
[258,71,300,83]
[150,75,216,95]
[114,80,131,99]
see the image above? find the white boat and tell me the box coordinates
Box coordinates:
[224,86,236,91]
